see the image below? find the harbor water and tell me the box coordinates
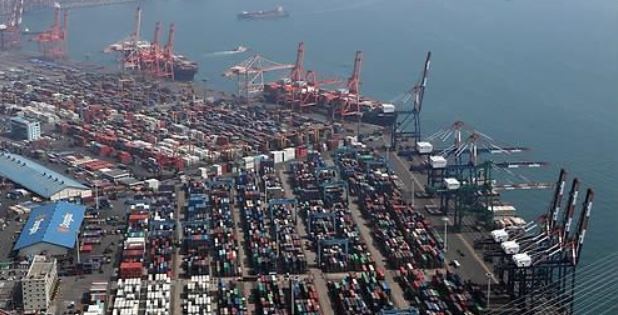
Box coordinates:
[23,0,618,283]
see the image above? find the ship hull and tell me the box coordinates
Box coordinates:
[174,67,197,82]
[361,111,398,127]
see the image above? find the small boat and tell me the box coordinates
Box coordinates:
[238,6,289,20]
[233,46,248,53]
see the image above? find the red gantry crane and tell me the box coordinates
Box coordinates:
[264,42,342,108]
[336,50,363,117]
[140,22,174,79]
[33,4,68,59]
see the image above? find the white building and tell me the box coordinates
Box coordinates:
[0,152,91,201]
[10,116,41,141]
[22,256,58,314]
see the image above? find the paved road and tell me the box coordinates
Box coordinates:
[172,186,185,315]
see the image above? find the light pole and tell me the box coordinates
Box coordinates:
[441,216,449,253]
[201,78,208,100]
[410,178,415,207]
[384,144,390,163]
[486,272,493,309]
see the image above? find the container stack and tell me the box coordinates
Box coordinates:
[291,154,374,273]
[334,146,485,313]
[256,275,325,314]
[237,172,279,274]
[270,201,307,274]
[184,275,214,315]
[209,188,240,277]
[121,204,148,279]
[145,274,171,314]
[84,282,107,315]
[147,191,176,277]
[184,194,211,277]
[335,148,438,268]
[328,272,394,315]
[112,278,142,315]
[217,280,248,315]
[255,275,288,315]
[397,266,484,314]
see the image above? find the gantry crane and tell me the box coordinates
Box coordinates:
[335,50,363,117]
[224,54,294,101]
[490,171,595,315]
[33,4,68,59]
[392,51,431,148]
[0,0,23,49]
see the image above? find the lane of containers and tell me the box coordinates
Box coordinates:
[184,192,211,277]
[269,199,307,274]
[217,280,248,314]
[147,190,176,277]
[398,265,485,315]
[186,179,240,277]
[327,272,394,315]
[260,159,307,274]
[113,203,148,315]
[334,147,485,314]
[290,153,374,273]
[209,181,241,277]
[334,148,443,268]
[236,172,279,274]
[255,275,322,315]
[184,275,214,315]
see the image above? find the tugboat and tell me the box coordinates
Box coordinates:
[238,6,289,20]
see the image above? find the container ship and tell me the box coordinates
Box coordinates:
[172,55,198,82]
[359,102,398,127]
[238,6,289,20]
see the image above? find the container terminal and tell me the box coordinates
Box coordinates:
[0,5,602,315]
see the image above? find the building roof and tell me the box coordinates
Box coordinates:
[10,116,36,125]
[14,201,86,251]
[0,152,89,199]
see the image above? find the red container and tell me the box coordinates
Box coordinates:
[119,262,143,279]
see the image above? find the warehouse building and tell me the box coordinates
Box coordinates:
[21,255,58,314]
[9,116,41,141]
[0,152,91,201]
[13,202,85,257]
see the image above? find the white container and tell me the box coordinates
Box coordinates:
[283,147,296,161]
[512,253,532,268]
[443,178,460,190]
[380,103,396,113]
[501,240,520,255]
[491,229,509,243]
[270,151,284,164]
[416,141,433,154]
[429,155,447,168]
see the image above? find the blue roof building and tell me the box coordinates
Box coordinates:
[0,152,91,200]
[14,201,86,257]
